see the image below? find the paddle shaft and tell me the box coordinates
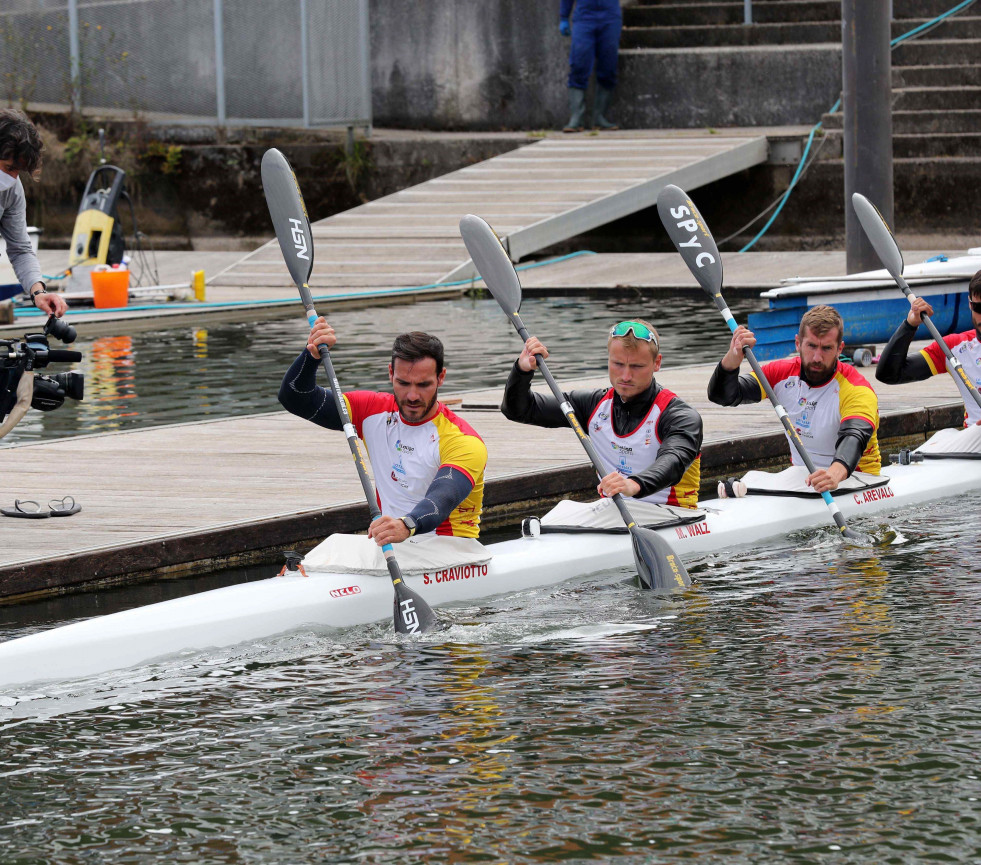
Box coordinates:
[895,276,981,413]
[709,293,854,536]
[508,315,647,533]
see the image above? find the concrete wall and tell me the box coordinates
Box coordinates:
[370,3,843,130]
[370,0,569,130]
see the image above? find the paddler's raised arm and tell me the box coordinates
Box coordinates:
[278,317,344,430]
[876,297,935,385]
[707,325,765,406]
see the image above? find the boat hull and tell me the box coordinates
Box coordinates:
[1,455,979,689]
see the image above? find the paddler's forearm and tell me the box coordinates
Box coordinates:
[500,362,570,427]
[278,350,343,430]
[833,418,875,476]
[707,362,761,406]
[875,321,932,384]
[406,466,475,535]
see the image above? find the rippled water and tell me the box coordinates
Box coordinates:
[2,494,979,862]
[3,293,764,444]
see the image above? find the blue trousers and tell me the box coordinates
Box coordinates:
[567,15,622,91]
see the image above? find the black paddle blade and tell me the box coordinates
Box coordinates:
[393,579,439,634]
[459,214,522,314]
[632,526,691,591]
[261,148,315,301]
[851,193,905,281]
[656,184,724,297]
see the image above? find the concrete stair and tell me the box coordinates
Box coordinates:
[615,0,981,244]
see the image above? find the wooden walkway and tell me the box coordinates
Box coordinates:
[211,134,768,293]
[0,361,963,599]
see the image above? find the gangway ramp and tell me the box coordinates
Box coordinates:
[213,134,767,295]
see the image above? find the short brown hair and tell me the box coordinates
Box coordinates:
[0,108,43,175]
[607,318,661,360]
[392,331,444,375]
[970,269,981,299]
[799,305,844,343]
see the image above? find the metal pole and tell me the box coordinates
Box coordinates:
[213,0,226,126]
[301,0,310,127]
[842,0,893,273]
[744,0,752,25]
[68,0,81,114]
[359,0,372,134]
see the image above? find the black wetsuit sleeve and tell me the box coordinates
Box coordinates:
[875,321,933,384]
[278,350,343,430]
[405,466,474,535]
[500,361,604,428]
[629,398,703,498]
[707,361,764,406]
[833,417,875,476]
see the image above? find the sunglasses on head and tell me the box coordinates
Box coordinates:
[610,321,658,348]
[971,299,981,314]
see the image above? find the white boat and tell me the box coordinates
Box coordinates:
[1,427,979,690]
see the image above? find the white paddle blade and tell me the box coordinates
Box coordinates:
[852,193,904,280]
[261,148,315,302]
[656,184,724,297]
[459,214,522,313]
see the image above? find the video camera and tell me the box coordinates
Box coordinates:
[0,315,84,420]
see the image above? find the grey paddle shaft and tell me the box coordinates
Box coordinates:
[511,318,642,531]
[261,146,436,634]
[852,192,981,414]
[656,183,863,541]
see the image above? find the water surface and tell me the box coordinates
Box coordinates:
[2,495,979,863]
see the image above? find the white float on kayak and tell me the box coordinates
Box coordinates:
[1,427,980,690]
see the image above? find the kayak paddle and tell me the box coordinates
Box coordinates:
[459,213,691,591]
[261,147,438,634]
[852,192,981,416]
[656,184,869,543]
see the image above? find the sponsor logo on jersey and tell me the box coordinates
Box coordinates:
[395,438,415,454]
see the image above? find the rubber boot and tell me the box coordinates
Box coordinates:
[563,88,587,133]
[593,86,618,130]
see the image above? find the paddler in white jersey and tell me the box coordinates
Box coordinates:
[875,269,981,427]
[279,320,488,572]
[708,304,881,493]
[501,319,703,513]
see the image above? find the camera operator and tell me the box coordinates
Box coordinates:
[1,108,68,319]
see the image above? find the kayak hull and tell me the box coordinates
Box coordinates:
[1,454,978,689]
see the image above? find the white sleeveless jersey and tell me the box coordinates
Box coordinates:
[586,387,700,508]
[752,358,880,473]
[921,330,981,426]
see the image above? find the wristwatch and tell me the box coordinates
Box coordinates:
[400,515,417,537]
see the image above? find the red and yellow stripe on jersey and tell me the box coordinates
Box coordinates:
[751,358,881,474]
[920,330,981,427]
[342,392,487,537]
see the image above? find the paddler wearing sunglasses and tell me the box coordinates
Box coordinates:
[502,319,703,510]
[875,270,981,427]
[708,304,881,493]
[279,320,487,549]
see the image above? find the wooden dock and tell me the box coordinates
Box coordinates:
[212,133,768,292]
[0,362,964,601]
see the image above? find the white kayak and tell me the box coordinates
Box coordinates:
[1,427,980,689]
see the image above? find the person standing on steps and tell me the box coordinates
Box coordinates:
[560,0,622,132]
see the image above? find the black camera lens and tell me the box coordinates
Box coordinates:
[45,315,77,344]
[53,371,84,402]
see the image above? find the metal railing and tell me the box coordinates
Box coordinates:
[1,0,371,130]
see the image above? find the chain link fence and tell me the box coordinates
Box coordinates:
[1,0,371,129]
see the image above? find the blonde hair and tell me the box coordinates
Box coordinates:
[799,305,844,343]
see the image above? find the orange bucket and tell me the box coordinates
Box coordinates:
[90,269,130,308]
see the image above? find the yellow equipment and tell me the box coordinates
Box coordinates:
[68,165,126,269]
